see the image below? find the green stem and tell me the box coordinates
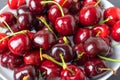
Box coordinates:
[41,1,64,16]
[101,17,110,24]
[59,53,67,69]
[94,0,101,7]
[63,36,69,44]
[77,52,85,59]
[98,55,120,62]
[40,48,43,61]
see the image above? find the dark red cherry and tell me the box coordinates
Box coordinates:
[61,65,86,80]
[8,34,31,56]
[48,5,62,24]
[0,33,9,53]
[55,15,76,36]
[92,24,110,38]
[17,5,30,15]
[50,43,73,62]
[73,28,91,44]
[17,13,33,30]
[0,12,16,26]
[79,5,101,26]
[111,21,120,42]
[104,7,120,27]
[84,58,106,78]
[8,0,26,9]
[33,30,56,50]
[1,50,23,70]
[14,65,39,80]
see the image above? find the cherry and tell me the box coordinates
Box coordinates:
[48,5,62,24]
[55,15,77,36]
[8,33,31,56]
[111,21,120,42]
[92,24,110,38]
[61,65,86,80]
[104,7,120,27]
[0,12,16,26]
[33,29,56,50]
[1,50,23,70]
[73,28,91,44]
[14,65,39,80]
[24,50,41,66]
[84,58,106,78]
[0,33,9,53]
[8,0,26,9]
[79,4,102,26]
[50,43,73,62]
[17,5,30,15]
[17,12,33,30]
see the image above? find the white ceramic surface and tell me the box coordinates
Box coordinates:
[0,0,120,80]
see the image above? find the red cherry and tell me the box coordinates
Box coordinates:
[111,21,120,42]
[8,0,26,9]
[61,65,86,80]
[79,5,102,26]
[55,15,76,36]
[104,7,120,27]
[8,34,31,56]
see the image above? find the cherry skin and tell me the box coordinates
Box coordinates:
[0,33,9,53]
[33,29,56,50]
[79,5,102,26]
[73,28,91,44]
[104,7,120,27]
[111,21,120,42]
[1,50,23,70]
[55,15,77,36]
[92,24,110,38]
[14,65,39,80]
[8,0,26,9]
[61,65,86,80]
[8,34,31,56]
[84,58,106,78]
[48,5,62,24]
[24,50,41,66]
[50,43,73,62]
[17,5,30,15]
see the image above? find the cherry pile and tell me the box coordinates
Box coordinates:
[0,0,120,80]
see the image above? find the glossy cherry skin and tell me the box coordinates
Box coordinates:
[92,24,110,38]
[61,65,86,80]
[84,58,106,78]
[111,21,120,42]
[79,5,101,26]
[29,0,44,15]
[33,30,56,50]
[84,37,110,57]
[0,33,9,53]
[14,65,39,80]
[50,43,73,62]
[17,5,30,15]
[55,15,76,36]
[73,28,91,44]
[54,0,72,9]
[0,12,16,26]
[17,13,33,30]
[8,34,31,56]
[1,50,23,70]
[8,0,26,9]
[24,50,41,66]
[48,5,62,24]
[104,7,120,27]
[40,60,61,78]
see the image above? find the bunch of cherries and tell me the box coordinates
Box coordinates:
[0,0,120,80]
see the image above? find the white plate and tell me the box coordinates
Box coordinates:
[0,0,120,80]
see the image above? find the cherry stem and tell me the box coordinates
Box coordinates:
[41,1,64,16]
[0,30,28,42]
[23,75,30,80]
[96,31,101,37]
[59,53,67,69]
[77,52,85,59]
[40,48,43,61]
[63,36,69,44]
[98,68,117,75]
[98,55,120,63]
[94,0,101,7]
[37,16,57,39]
[62,0,67,6]
[101,17,110,24]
